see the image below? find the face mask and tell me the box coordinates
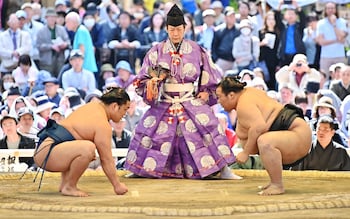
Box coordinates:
[83,18,95,29]
[240,27,251,36]
[32,15,40,21]
[3,82,14,90]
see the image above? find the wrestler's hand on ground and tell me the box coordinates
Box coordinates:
[114,182,128,195]
[236,151,249,164]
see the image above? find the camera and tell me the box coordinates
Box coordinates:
[296,63,302,67]
[284,0,292,4]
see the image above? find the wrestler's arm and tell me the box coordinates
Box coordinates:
[237,102,268,162]
[94,124,128,195]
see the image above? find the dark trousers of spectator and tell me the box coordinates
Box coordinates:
[34,60,40,70]
[280,54,295,67]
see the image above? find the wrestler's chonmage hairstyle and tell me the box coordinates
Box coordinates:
[217,75,247,95]
[100,87,130,105]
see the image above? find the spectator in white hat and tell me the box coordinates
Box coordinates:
[55,0,68,13]
[42,77,61,107]
[49,107,65,123]
[210,1,224,26]
[239,69,255,86]
[232,19,260,72]
[197,9,216,53]
[84,89,102,103]
[115,60,135,90]
[0,114,36,168]
[61,49,97,96]
[103,77,118,91]
[329,62,345,83]
[58,87,85,117]
[276,53,321,106]
[310,96,347,147]
[7,95,46,131]
[35,95,56,123]
[17,107,39,141]
[16,10,27,29]
[322,63,344,89]
[252,76,268,91]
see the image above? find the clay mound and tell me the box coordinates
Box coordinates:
[1,170,350,218]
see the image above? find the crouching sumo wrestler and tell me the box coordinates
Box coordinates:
[216,76,312,195]
[34,87,130,197]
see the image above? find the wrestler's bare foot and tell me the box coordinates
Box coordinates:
[61,185,89,197]
[59,183,64,192]
[59,182,68,192]
[258,183,270,191]
[59,172,68,192]
[258,183,284,196]
[220,165,243,180]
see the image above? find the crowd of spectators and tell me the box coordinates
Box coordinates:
[0,0,350,171]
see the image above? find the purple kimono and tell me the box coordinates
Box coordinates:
[125,39,235,178]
